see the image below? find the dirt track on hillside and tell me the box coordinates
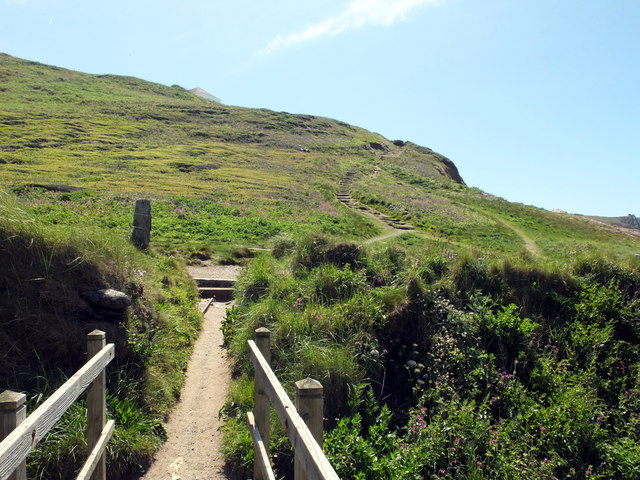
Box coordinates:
[139,266,238,480]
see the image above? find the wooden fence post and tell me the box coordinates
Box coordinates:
[0,391,27,480]
[131,199,151,249]
[294,378,324,480]
[87,330,106,480]
[253,328,271,480]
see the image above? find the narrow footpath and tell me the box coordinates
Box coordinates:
[139,265,239,480]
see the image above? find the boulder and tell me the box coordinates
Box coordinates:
[81,289,132,310]
[369,142,388,151]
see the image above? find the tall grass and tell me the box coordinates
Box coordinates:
[0,191,201,477]
[222,235,640,479]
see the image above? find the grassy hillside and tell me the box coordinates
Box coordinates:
[224,237,640,479]
[2,52,638,261]
[0,52,459,254]
[2,52,640,479]
[0,191,201,478]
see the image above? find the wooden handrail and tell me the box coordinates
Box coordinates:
[76,420,115,480]
[246,413,275,480]
[0,332,115,480]
[248,337,340,480]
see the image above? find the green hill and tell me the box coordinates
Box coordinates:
[2,52,638,261]
[2,53,640,480]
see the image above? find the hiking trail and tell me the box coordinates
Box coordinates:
[139,265,239,480]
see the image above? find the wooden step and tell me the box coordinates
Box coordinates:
[198,287,235,301]
[194,278,236,288]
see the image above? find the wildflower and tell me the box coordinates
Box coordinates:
[439,469,446,474]
[540,426,546,431]
[585,466,593,476]
[490,396,499,403]
[476,461,483,466]
[491,439,498,444]
[543,458,549,462]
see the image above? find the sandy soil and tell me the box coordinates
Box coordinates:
[139,295,235,480]
[187,264,243,280]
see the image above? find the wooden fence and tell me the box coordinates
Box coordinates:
[0,330,115,480]
[248,328,340,480]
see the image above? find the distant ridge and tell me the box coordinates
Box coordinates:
[189,87,221,103]
[586,213,640,231]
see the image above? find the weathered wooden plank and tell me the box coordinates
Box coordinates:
[248,341,340,480]
[0,344,115,480]
[87,330,106,480]
[76,420,115,480]
[200,297,215,314]
[0,392,26,480]
[246,412,276,480]
[253,328,271,480]
[295,378,324,480]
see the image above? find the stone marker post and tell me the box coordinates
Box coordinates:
[131,199,151,249]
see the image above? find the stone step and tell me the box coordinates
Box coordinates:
[194,278,236,288]
[198,287,235,301]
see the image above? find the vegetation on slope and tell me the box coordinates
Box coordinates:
[223,235,640,479]
[0,191,201,478]
[2,52,640,480]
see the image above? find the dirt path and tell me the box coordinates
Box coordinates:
[492,216,540,256]
[140,266,238,480]
[361,228,409,245]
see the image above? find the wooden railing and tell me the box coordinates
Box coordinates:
[0,330,115,480]
[248,328,340,480]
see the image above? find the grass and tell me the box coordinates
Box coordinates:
[350,163,640,260]
[2,52,640,480]
[222,235,640,480]
[0,191,200,477]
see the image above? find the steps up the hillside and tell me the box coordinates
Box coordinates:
[194,277,235,301]
[337,169,415,233]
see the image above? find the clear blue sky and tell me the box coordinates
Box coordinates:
[1,0,638,216]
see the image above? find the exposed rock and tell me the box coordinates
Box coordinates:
[81,289,132,310]
[392,140,406,147]
[621,214,640,230]
[438,156,466,185]
[188,87,221,103]
[369,142,388,151]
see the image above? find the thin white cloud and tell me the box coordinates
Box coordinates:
[261,0,439,54]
